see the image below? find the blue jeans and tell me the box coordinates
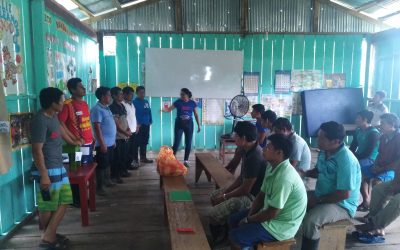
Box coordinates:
[172,119,194,161]
[229,209,277,249]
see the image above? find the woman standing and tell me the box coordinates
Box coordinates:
[162,88,201,167]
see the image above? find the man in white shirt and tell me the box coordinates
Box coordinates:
[121,86,140,170]
[368,91,389,127]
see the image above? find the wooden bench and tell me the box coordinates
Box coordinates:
[162,175,211,250]
[195,152,235,189]
[319,220,352,250]
[257,239,296,250]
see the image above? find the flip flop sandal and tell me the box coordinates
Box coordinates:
[357,205,370,212]
[39,240,68,250]
[358,234,385,244]
[56,234,70,244]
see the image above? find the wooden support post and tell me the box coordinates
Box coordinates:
[240,0,249,35]
[174,0,183,32]
[312,0,320,33]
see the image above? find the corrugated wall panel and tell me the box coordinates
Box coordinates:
[104,33,364,150]
[248,0,312,32]
[182,0,240,32]
[319,2,381,33]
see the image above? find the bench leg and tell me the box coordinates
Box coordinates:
[89,175,96,212]
[205,170,212,182]
[195,158,204,183]
[79,180,89,226]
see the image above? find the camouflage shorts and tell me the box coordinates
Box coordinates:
[209,188,253,225]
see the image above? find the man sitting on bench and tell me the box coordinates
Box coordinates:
[273,118,311,171]
[301,121,361,250]
[209,121,266,245]
[225,105,271,174]
[229,134,307,250]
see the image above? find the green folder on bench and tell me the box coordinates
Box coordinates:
[169,190,192,202]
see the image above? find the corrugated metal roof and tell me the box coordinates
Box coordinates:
[248,0,312,32]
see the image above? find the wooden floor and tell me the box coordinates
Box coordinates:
[2,150,400,250]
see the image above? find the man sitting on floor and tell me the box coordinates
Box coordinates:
[209,121,266,245]
[225,104,270,174]
[301,121,361,250]
[273,118,311,171]
[229,134,307,250]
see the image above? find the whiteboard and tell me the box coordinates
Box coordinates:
[145,48,243,99]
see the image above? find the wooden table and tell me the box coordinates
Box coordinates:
[219,137,236,164]
[68,163,97,226]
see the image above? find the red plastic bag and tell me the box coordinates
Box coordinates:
[157,146,188,176]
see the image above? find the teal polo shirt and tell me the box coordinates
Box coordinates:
[260,159,307,241]
[315,144,361,217]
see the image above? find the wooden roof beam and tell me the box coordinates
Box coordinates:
[84,0,161,24]
[113,0,122,10]
[356,0,387,12]
[70,0,94,17]
[379,10,400,20]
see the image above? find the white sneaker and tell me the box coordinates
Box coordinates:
[183,161,190,168]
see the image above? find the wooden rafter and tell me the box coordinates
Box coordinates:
[174,0,182,32]
[84,0,161,24]
[355,0,386,12]
[113,0,122,10]
[70,0,94,17]
[379,10,400,20]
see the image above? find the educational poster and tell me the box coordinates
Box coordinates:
[10,112,33,150]
[224,99,231,117]
[66,55,76,79]
[275,70,291,94]
[162,100,171,110]
[0,2,25,95]
[290,70,322,92]
[292,92,302,115]
[55,51,67,91]
[0,85,11,174]
[243,72,259,95]
[261,94,293,117]
[202,99,225,125]
[47,48,55,87]
[324,73,346,88]
[117,82,138,91]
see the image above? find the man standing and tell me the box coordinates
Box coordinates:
[58,78,94,206]
[209,121,266,244]
[133,86,153,164]
[273,118,311,171]
[121,86,139,170]
[31,87,80,249]
[91,87,117,196]
[110,87,132,183]
[229,134,307,249]
[301,121,361,250]
[368,91,389,127]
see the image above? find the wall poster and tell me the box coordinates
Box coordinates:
[10,112,33,150]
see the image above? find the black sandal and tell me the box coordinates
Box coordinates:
[56,234,70,244]
[39,239,68,250]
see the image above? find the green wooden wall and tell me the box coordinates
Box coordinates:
[101,33,364,150]
[370,31,400,116]
[0,0,98,237]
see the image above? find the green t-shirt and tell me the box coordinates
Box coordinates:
[260,159,307,241]
[354,127,380,160]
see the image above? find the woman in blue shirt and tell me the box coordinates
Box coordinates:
[162,88,201,167]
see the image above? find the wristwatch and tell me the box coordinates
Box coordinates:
[223,193,227,200]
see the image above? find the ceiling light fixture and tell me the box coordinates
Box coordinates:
[93,8,118,17]
[121,0,147,8]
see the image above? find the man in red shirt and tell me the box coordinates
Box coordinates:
[58,78,94,206]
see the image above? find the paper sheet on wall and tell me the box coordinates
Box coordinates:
[261,94,293,117]
[291,70,322,92]
[224,99,232,117]
[324,73,346,88]
[275,70,291,94]
[292,92,303,115]
[10,113,33,150]
[202,99,225,125]
[0,3,25,95]
[0,86,12,174]
[245,95,259,118]
[243,72,259,95]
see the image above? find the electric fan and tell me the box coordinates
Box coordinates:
[222,95,250,138]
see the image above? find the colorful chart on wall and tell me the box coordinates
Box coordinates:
[202,99,225,125]
[0,2,25,95]
[10,112,33,150]
[243,72,259,95]
[275,70,291,94]
[0,85,11,174]
[261,94,293,117]
[290,70,322,92]
[324,73,346,88]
